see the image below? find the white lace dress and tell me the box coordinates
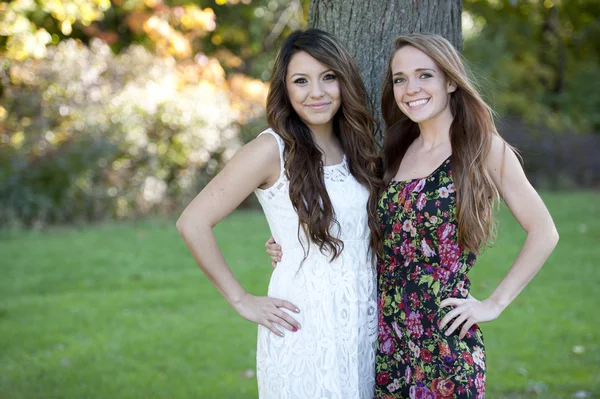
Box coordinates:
[254,129,377,399]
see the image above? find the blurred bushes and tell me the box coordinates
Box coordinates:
[499,118,600,190]
[0,38,268,227]
[1,0,599,228]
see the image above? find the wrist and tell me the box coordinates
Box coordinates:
[487,294,509,312]
[228,290,248,310]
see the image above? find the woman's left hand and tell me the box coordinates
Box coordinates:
[439,297,504,339]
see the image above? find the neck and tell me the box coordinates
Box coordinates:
[416,109,454,150]
[307,121,344,164]
[308,121,335,147]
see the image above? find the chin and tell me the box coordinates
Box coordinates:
[403,110,431,124]
[304,114,334,126]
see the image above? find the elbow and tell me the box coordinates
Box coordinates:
[176,212,193,238]
[540,220,559,250]
[549,225,559,248]
[176,210,211,239]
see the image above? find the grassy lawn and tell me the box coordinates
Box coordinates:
[1,192,598,399]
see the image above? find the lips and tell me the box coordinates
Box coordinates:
[306,102,331,110]
[405,98,430,109]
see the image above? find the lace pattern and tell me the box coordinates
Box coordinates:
[253,128,377,398]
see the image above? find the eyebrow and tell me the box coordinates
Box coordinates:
[392,68,436,77]
[289,69,334,79]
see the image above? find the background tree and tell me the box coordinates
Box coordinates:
[308,0,462,138]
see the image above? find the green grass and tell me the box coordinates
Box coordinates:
[1,192,598,399]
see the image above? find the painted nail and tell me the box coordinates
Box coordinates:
[292,327,298,332]
[294,308,300,313]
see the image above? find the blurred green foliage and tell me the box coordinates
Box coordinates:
[0,0,304,226]
[463,0,600,132]
[0,0,598,227]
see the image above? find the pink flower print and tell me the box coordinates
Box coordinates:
[415,386,436,399]
[421,238,436,258]
[437,222,456,241]
[379,319,392,339]
[473,346,485,370]
[447,183,455,193]
[388,255,398,272]
[403,219,412,232]
[392,321,403,340]
[437,267,451,284]
[405,365,412,385]
[387,378,400,393]
[438,186,450,198]
[409,292,420,308]
[416,192,427,211]
[380,336,395,355]
[406,311,424,338]
[439,239,461,272]
[389,201,397,213]
[413,178,427,193]
[475,373,486,393]
[401,240,416,262]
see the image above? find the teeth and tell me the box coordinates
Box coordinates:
[408,99,428,107]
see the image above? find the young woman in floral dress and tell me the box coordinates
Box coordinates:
[373,34,558,398]
[267,33,558,399]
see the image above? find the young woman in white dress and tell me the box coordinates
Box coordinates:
[176,29,382,399]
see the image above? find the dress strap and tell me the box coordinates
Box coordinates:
[258,128,285,180]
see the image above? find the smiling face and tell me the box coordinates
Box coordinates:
[286,51,341,132]
[391,45,456,125]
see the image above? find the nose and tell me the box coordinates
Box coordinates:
[406,78,421,95]
[309,81,325,98]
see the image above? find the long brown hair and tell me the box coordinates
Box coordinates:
[267,29,382,260]
[381,34,515,254]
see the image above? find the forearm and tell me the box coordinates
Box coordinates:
[177,220,247,308]
[488,224,559,310]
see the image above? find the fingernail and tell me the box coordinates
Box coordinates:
[295,308,300,313]
[279,332,284,337]
[292,327,297,332]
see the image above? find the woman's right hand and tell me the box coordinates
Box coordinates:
[233,293,300,337]
[265,236,283,268]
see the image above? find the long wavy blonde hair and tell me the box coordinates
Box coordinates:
[267,29,383,260]
[381,34,516,254]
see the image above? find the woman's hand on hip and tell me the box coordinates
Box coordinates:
[233,293,300,337]
[439,296,503,339]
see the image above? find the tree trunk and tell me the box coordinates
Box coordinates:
[308,0,462,140]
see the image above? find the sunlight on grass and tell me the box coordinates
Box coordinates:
[1,193,598,398]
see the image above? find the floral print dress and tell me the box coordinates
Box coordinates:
[374,157,486,399]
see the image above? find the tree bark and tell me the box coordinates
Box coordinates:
[308,0,462,140]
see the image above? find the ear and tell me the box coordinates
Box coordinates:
[447,80,457,94]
